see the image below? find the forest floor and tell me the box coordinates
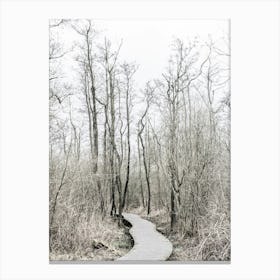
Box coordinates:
[49,215,132,261]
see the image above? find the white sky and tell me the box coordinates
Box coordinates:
[92,19,229,88]
[58,19,229,91]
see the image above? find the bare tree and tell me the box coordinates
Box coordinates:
[74,20,104,213]
[121,62,137,210]
[98,38,123,218]
[138,83,154,215]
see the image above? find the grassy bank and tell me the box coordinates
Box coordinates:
[49,214,132,261]
[132,206,230,261]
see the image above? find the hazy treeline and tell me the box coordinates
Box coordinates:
[49,19,230,260]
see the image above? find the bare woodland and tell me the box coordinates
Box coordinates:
[49,19,230,261]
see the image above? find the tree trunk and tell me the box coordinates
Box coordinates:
[122,86,131,210]
[139,130,151,215]
[137,135,145,207]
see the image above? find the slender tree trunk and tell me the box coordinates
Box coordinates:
[139,130,151,215]
[137,135,145,207]
[170,188,176,230]
[156,159,162,209]
[122,87,131,210]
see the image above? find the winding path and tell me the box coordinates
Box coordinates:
[117,213,173,261]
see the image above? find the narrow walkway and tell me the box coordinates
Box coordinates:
[117,213,173,261]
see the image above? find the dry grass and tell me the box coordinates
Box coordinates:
[130,205,230,261]
[50,213,132,261]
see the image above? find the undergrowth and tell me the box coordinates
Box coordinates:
[132,204,230,261]
[49,213,132,261]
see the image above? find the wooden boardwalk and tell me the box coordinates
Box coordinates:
[117,213,173,261]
